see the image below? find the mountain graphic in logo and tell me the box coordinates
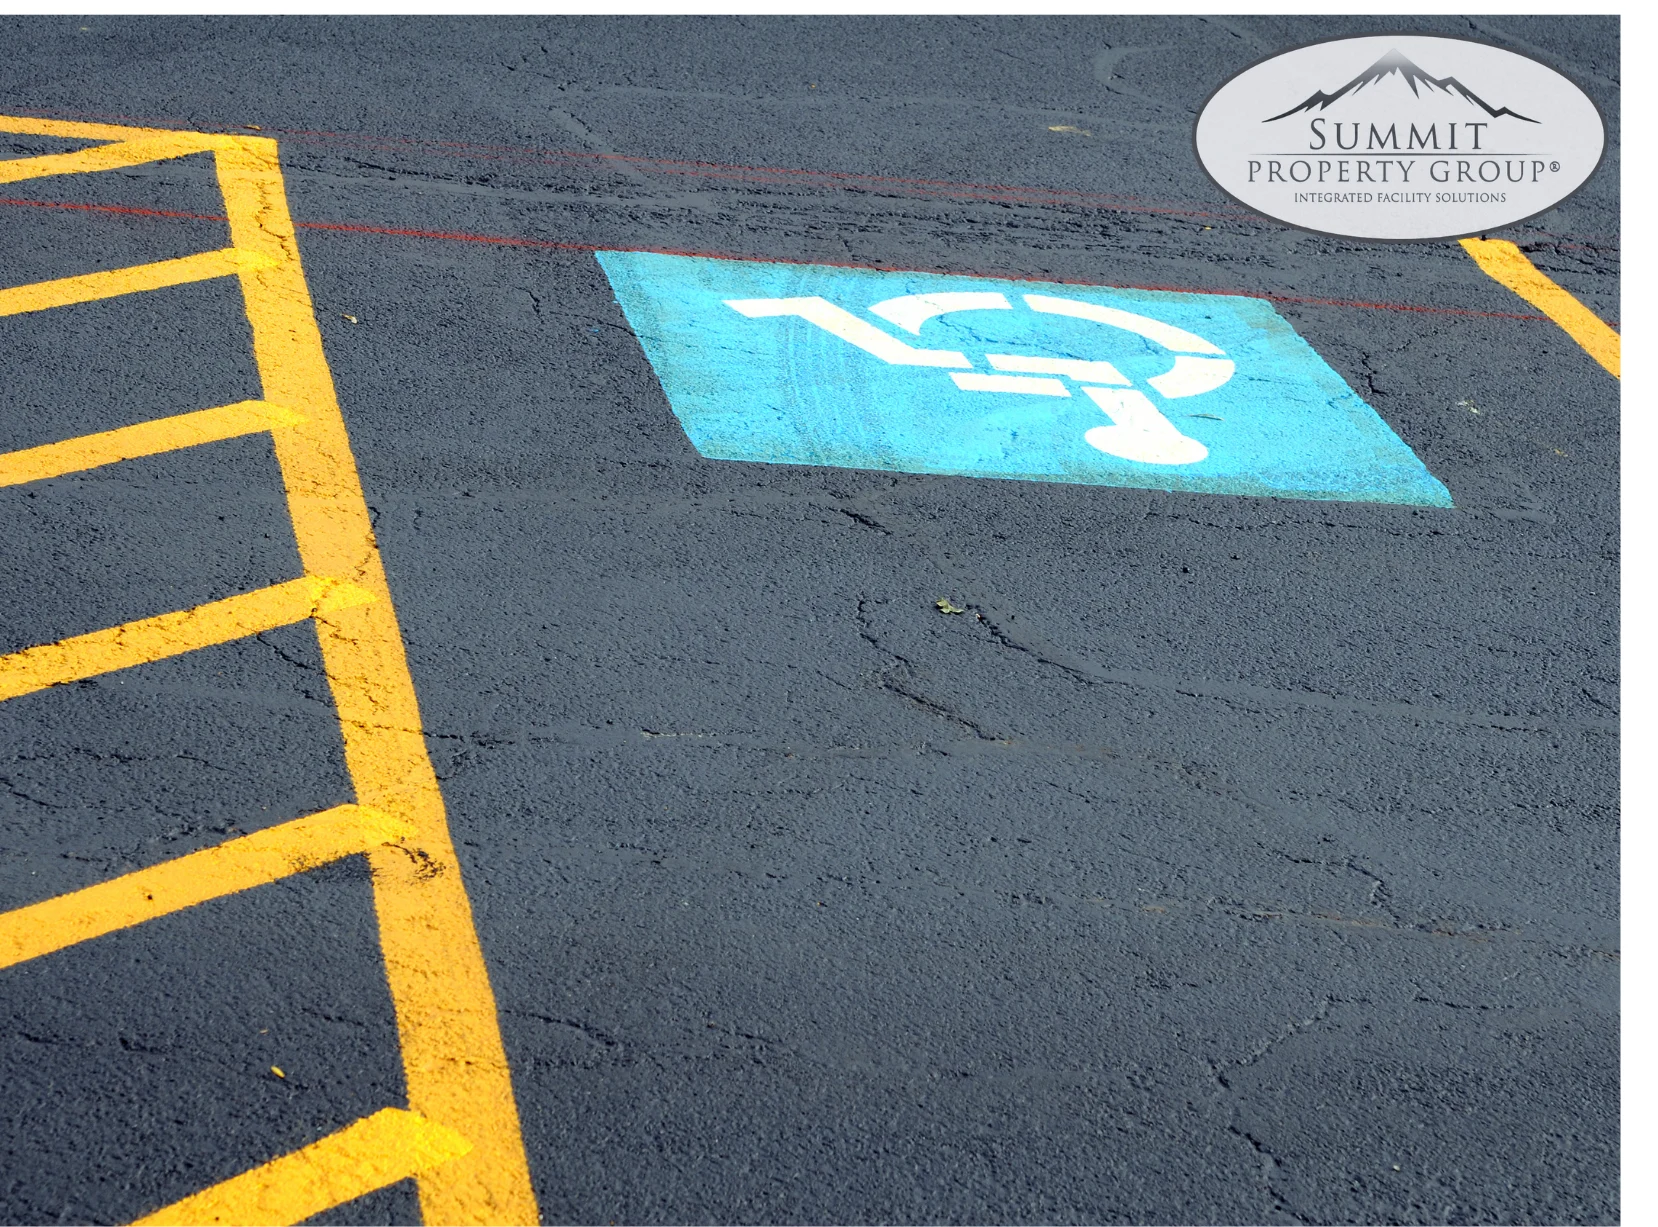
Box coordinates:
[1264,48,1538,123]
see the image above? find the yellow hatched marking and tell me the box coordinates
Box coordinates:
[0,132,220,185]
[218,135,539,1226]
[0,576,374,702]
[0,400,305,487]
[0,804,410,969]
[0,112,539,1225]
[0,247,275,319]
[1461,237,1620,378]
[130,1108,473,1227]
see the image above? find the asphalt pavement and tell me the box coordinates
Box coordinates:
[0,15,1619,1226]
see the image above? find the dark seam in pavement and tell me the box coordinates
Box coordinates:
[4,105,1619,243]
[417,726,1616,952]
[2,106,1257,217]
[0,196,1564,325]
[6,110,1623,246]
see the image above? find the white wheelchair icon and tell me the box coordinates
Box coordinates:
[724,291,1233,466]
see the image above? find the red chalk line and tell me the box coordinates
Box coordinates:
[2,104,1618,247]
[0,192,1578,325]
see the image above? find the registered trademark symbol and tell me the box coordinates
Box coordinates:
[1551,161,1561,172]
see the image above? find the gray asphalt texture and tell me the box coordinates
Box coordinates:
[0,15,1619,1227]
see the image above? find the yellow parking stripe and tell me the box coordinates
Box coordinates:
[0,400,306,486]
[218,134,540,1227]
[0,805,411,969]
[130,1108,472,1227]
[0,248,275,318]
[0,576,374,702]
[0,114,227,144]
[1461,237,1620,378]
[0,132,220,185]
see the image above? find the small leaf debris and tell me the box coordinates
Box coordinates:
[341,314,359,324]
[270,1066,285,1079]
[935,599,967,615]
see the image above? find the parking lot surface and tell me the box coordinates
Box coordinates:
[0,16,1619,1226]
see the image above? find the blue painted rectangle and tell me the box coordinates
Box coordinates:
[595,250,1452,507]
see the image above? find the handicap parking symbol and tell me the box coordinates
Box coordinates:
[595,251,1451,507]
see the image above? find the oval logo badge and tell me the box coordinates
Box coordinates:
[1194,35,1605,241]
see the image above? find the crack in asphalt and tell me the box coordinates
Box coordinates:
[827,488,1613,735]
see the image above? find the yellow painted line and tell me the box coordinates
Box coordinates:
[0,247,276,319]
[0,575,374,702]
[0,114,227,144]
[218,135,540,1225]
[0,400,306,487]
[130,1108,472,1226]
[0,804,410,970]
[0,132,221,185]
[1460,237,1620,378]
